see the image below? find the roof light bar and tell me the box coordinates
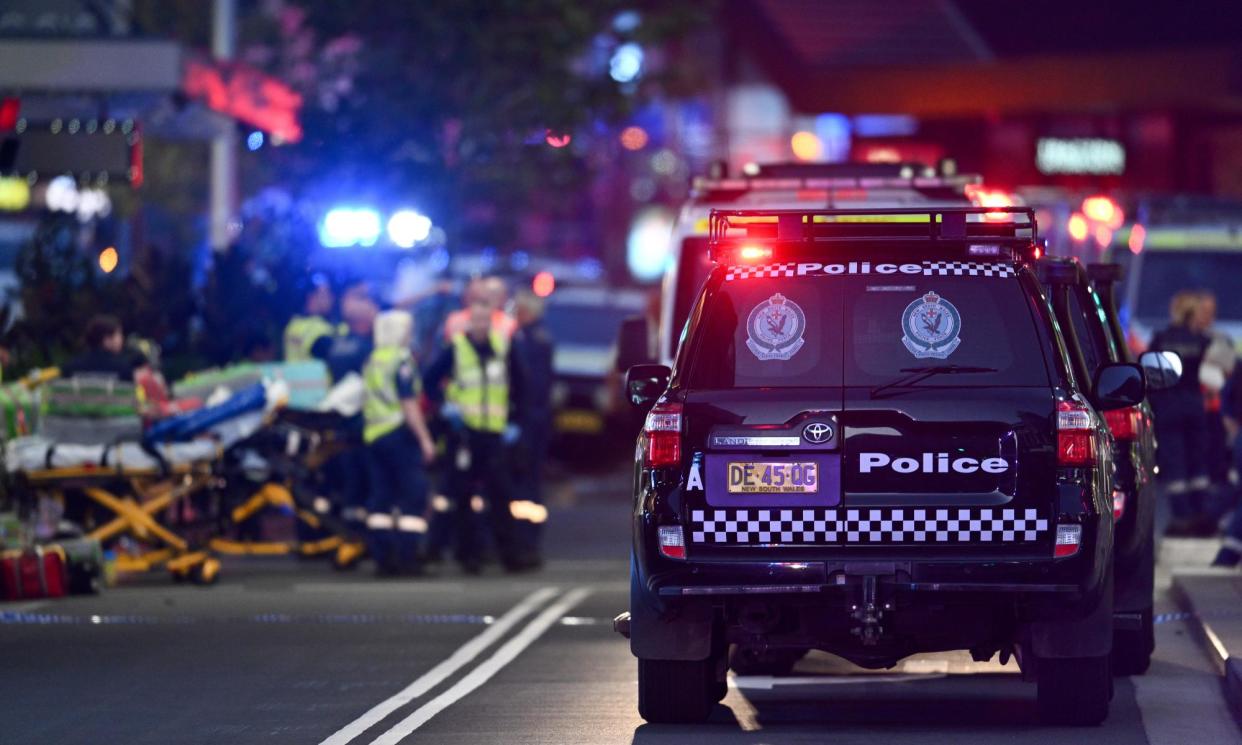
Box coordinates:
[707,206,1040,264]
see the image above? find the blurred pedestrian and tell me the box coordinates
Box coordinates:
[362,310,437,576]
[1212,363,1242,566]
[1196,291,1238,489]
[424,298,528,573]
[284,274,340,362]
[508,290,554,568]
[62,315,142,381]
[1149,290,1214,536]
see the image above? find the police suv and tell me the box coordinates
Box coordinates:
[618,207,1150,726]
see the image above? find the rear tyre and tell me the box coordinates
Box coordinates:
[1111,605,1154,676]
[637,658,715,723]
[1036,655,1111,726]
[729,645,806,677]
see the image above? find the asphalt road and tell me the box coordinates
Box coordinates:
[1,464,1239,745]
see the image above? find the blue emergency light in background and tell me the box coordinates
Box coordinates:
[319,206,433,248]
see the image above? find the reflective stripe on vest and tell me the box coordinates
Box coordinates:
[363,347,413,443]
[448,331,508,433]
[284,316,337,361]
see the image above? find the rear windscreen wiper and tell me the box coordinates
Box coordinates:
[870,365,999,398]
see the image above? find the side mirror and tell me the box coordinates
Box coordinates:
[625,364,671,410]
[615,316,654,373]
[1139,350,1182,391]
[1093,362,1146,411]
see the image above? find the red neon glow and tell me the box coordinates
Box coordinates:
[1128,223,1146,254]
[183,58,303,143]
[531,271,555,298]
[1067,212,1089,242]
[545,130,572,148]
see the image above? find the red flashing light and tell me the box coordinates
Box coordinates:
[0,98,18,131]
[965,184,1016,221]
[738,244,772,263]
[1067,212,1089,242]
[1056,400,1097,466]
[1082,195,1124,229]
[643,401,682,468]
[1128,224,1146,254]
[1032,245,1043,260]
[532,271,555,298]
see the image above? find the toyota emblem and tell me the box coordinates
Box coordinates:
[803,422,833,444]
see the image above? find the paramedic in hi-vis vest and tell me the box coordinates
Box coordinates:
[362,310,436,576]
[423,298,529,574]
[283,274,340,362]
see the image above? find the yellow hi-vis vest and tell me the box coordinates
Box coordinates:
[448,331,508,433]
[363,346,417,443]
[283,315,339,361]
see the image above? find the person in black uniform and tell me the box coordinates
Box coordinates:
[311,281,380,550]
[62,315,142,381]
[508,290,554,568]
[1149,290,1213,536]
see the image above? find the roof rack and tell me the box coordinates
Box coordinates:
[707,206,1039,262]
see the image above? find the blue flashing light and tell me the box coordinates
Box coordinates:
[320,207,381,248]
[246,131,264,151]
[387,209,432,248]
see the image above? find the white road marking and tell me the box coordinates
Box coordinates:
[369,586,592,744]
[318,586,559,745]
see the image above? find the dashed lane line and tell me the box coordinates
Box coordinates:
[318,586,559,745]
[369,586,593,744]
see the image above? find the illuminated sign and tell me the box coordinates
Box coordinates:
[1036,138,1125,175]
[183,58,302,143]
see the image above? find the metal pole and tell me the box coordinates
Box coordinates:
[208,0,237,252]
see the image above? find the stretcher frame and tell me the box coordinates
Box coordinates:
[18,460,222,584]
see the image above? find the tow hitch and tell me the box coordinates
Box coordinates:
[849,575,894,646]
[613,611,632,638]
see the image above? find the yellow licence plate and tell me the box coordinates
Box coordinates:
[555,409,604,434]
[726,462,819,494]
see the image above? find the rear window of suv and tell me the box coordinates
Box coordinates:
[685,262,1049,389]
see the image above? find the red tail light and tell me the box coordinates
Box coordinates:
[658,525,686,559]
[1102,405,1141,441]
[643,401,683,468]
[1056,400,1097,466]
[1054,524,1082,558]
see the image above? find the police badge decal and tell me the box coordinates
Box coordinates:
[901,290,962,359]
[746,293,806,361]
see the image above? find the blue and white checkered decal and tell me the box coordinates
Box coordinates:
[689,507,1048,545]
[724,260,1016,282]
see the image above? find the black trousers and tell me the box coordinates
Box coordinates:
[446,429,516,564]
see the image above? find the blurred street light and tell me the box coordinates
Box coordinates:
[545,130,572,148]
[609,42,643,83]
[620,126,649,151]
[98,246,118,273]
[532,271,556,298]
[790,130,823,161]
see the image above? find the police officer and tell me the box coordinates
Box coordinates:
[315,281,380,561]
[508,290,554,568]
[284,274,339,362]
[1150,290,1213,536]
[362,310,437,576]
[424,299,527,573]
